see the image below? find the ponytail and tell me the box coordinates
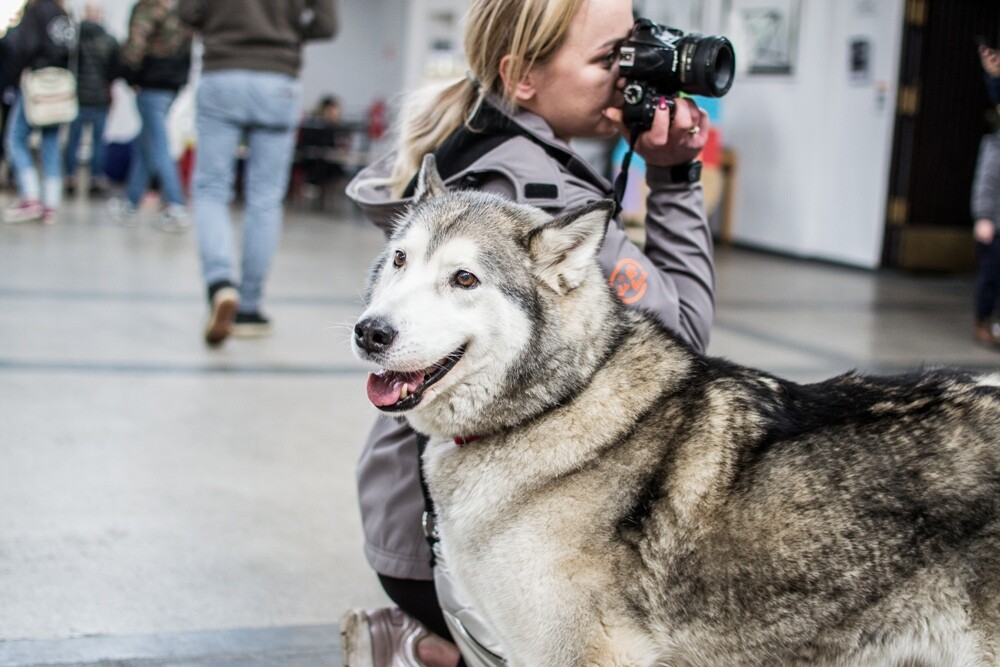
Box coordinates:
[389,77,482,198]
[387,0,582,197]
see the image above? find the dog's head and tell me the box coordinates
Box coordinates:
[353,155,617,437]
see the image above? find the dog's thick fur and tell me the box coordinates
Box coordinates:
[353,157,1000,666]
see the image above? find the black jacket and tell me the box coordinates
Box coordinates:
[8,0,73,76]
[75,21,119,107]
[0,33,18,93]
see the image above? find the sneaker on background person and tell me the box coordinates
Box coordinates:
[156,203,190,233]
[89,176,111,197]
[106,196,139,226]
[232,311,273,338]
[3,199,45,224]
[204,281,239,347]
[974,318,1000,347]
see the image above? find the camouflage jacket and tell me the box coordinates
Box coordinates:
[121,0,191,90]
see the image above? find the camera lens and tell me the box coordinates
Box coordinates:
[683,35,735,97]
[619,19,736,133]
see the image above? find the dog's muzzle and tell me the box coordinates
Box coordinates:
[355,317,466,412]
[354,316,397,355]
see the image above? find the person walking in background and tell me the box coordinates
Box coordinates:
[0,21,20,189]
[63,1,119,198]
[178,0,338,346]
[972,41,1000,347]
[112,0,191,231]
[2,0,75,224]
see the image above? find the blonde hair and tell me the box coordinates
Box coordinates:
[389,0,584,196]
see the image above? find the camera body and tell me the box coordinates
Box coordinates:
[618,18,735,134]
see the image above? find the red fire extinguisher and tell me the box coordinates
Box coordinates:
[368,100,387,140]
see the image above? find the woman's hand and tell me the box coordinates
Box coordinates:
[980,45,1000,78]
[603,95,709,167]
[975,218,995,244]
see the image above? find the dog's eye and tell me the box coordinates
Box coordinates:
[393,250,406,268]
[453,270,479,289]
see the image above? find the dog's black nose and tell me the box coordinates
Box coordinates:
[354,317,397,354]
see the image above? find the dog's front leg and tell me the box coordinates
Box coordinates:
[577,619,661,667]
[501,615,659,667]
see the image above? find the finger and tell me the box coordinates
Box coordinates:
[679,97,705,132]
[695,103,709,132]
[672,97,705,138]
[671,97,692,129]
[645,98,671,146]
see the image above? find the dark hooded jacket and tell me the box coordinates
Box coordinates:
[7,0,73,76]
[75,20,119,107]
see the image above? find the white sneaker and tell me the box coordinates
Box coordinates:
[107,197,138,226]
[156,203,190,233]
[341,607,429,667]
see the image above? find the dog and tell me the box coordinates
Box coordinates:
[352,156,1000,666]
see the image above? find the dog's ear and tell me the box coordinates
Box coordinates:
[529,200,615,294]
[413,154,447,202]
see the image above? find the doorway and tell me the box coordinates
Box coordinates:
[882,0,1000,271]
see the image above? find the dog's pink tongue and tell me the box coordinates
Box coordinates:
[367,370,425,407]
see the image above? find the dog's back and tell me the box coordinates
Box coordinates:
[427,304,1000,665]
[625,353,1000,664]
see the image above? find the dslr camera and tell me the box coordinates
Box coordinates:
[618,18,735,134]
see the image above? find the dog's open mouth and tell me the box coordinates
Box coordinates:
[366,346,466,412]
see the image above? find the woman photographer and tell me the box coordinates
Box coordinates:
[343,0,714,664]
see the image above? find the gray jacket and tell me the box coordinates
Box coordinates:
[346,104,715,579]
[973,131,1000,227]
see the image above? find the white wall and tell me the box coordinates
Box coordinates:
[55,0,906,268]
[65,0,409,121]
[720,0,905,267]
[298,0,408,119]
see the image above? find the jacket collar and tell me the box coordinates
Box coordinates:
[345,97,610,233]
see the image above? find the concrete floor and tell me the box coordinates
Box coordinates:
[0,190,997,666]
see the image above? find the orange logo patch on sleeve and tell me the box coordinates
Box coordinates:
[609,258,648,304]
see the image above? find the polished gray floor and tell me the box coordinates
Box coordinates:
[1,191,996,666]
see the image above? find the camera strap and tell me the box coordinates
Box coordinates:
[612,131,642,216]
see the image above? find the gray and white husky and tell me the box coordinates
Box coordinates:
[352,156,1000,667]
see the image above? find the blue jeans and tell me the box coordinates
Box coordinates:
[126,89,184,207]
[192,70,301,312]
[3,93,63,206]
[64,105,110,180]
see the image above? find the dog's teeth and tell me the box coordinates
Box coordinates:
[400,384,409,400]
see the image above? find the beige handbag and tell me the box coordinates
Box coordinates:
[20,67,78,127]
